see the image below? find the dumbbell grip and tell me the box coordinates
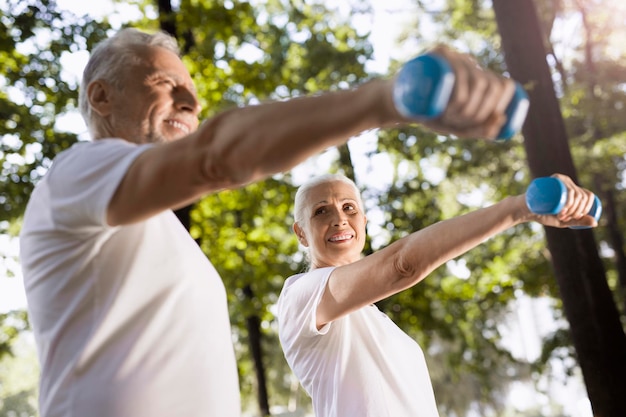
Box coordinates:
[525,177,602,229]
[392,53,529,141]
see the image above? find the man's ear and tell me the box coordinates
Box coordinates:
[87,80,114,117]
[293,223,309,247]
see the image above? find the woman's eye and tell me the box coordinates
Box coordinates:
[314,208,326,216]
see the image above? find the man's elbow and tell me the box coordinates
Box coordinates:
[197,154,259,190]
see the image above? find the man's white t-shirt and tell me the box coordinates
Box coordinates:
[20,139,240,417]
[278,267,440,417]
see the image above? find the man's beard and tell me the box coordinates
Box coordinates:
[146,128,186,144]
[143,129,169,144]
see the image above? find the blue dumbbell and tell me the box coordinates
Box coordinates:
[525,177,602,229]
[392,53,529,141]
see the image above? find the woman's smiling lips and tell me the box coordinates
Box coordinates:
[328,232,354,243]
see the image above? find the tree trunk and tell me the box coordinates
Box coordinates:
[235,211,271,415]
[600,184,626,316]
[244,285,271,417]
[337,143,375,257]
[173,204,192,230]
[492,1,626,416]
[158,0,195,232]
[337,143,355,181]
[158,0,176,38]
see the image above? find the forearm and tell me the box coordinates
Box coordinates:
[319,187,598,326]
[402,177,599,273]
[321,195,530,323]
[193,79,400,188]
[391,195,530,288]
[107,80,399,226]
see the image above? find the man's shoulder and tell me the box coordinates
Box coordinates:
[51,139,148,174]
[59,138,136,155]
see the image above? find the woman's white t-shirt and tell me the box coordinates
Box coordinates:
[278,267,440,417]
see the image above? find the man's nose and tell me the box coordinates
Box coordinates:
[175,87,201,116]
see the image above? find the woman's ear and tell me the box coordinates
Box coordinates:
[87,80,113,117]
[293,223,309,247]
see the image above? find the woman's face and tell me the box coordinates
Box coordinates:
[294,180,367,269]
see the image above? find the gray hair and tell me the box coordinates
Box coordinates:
[79,28,180,135]
[293,173,364,270]
[293,173,364,226]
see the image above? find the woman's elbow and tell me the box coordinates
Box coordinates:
[390,252,427,290]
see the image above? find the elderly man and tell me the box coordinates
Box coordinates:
[20,27,518,417]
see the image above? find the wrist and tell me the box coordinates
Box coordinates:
[362,78,407,127]
[508,194,533,225]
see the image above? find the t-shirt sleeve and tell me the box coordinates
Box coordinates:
[277,267,335,350]
[47,139,153,229]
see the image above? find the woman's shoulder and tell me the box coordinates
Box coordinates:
[283,271,308,287]
[283,267,335,291]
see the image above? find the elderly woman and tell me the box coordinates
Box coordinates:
[277,173,597,417]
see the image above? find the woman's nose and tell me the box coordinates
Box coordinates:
[332,212,348,226]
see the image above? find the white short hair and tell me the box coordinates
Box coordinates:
[293,173,364,226]
[78,28,180,135]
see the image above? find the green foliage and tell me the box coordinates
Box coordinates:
[0,311,30,362]
[0,334,39,417]
[179,0,372,114]
[2,0,624,415]
[191,178,304,408]
[0,0,110,382]
[383,0,626,411]
[0,0,111,228]
[372,125,543,407]
[191,179,300,314]
[540,0,626,323]
[162,2,374,410]
[2,0,374,413]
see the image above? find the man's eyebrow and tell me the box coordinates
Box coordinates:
[149,71,198,93]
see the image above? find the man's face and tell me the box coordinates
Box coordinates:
[107,45,201,144]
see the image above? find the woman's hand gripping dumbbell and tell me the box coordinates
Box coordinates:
[524,174,601,229]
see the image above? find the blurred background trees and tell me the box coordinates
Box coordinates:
[1,0,624,416]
